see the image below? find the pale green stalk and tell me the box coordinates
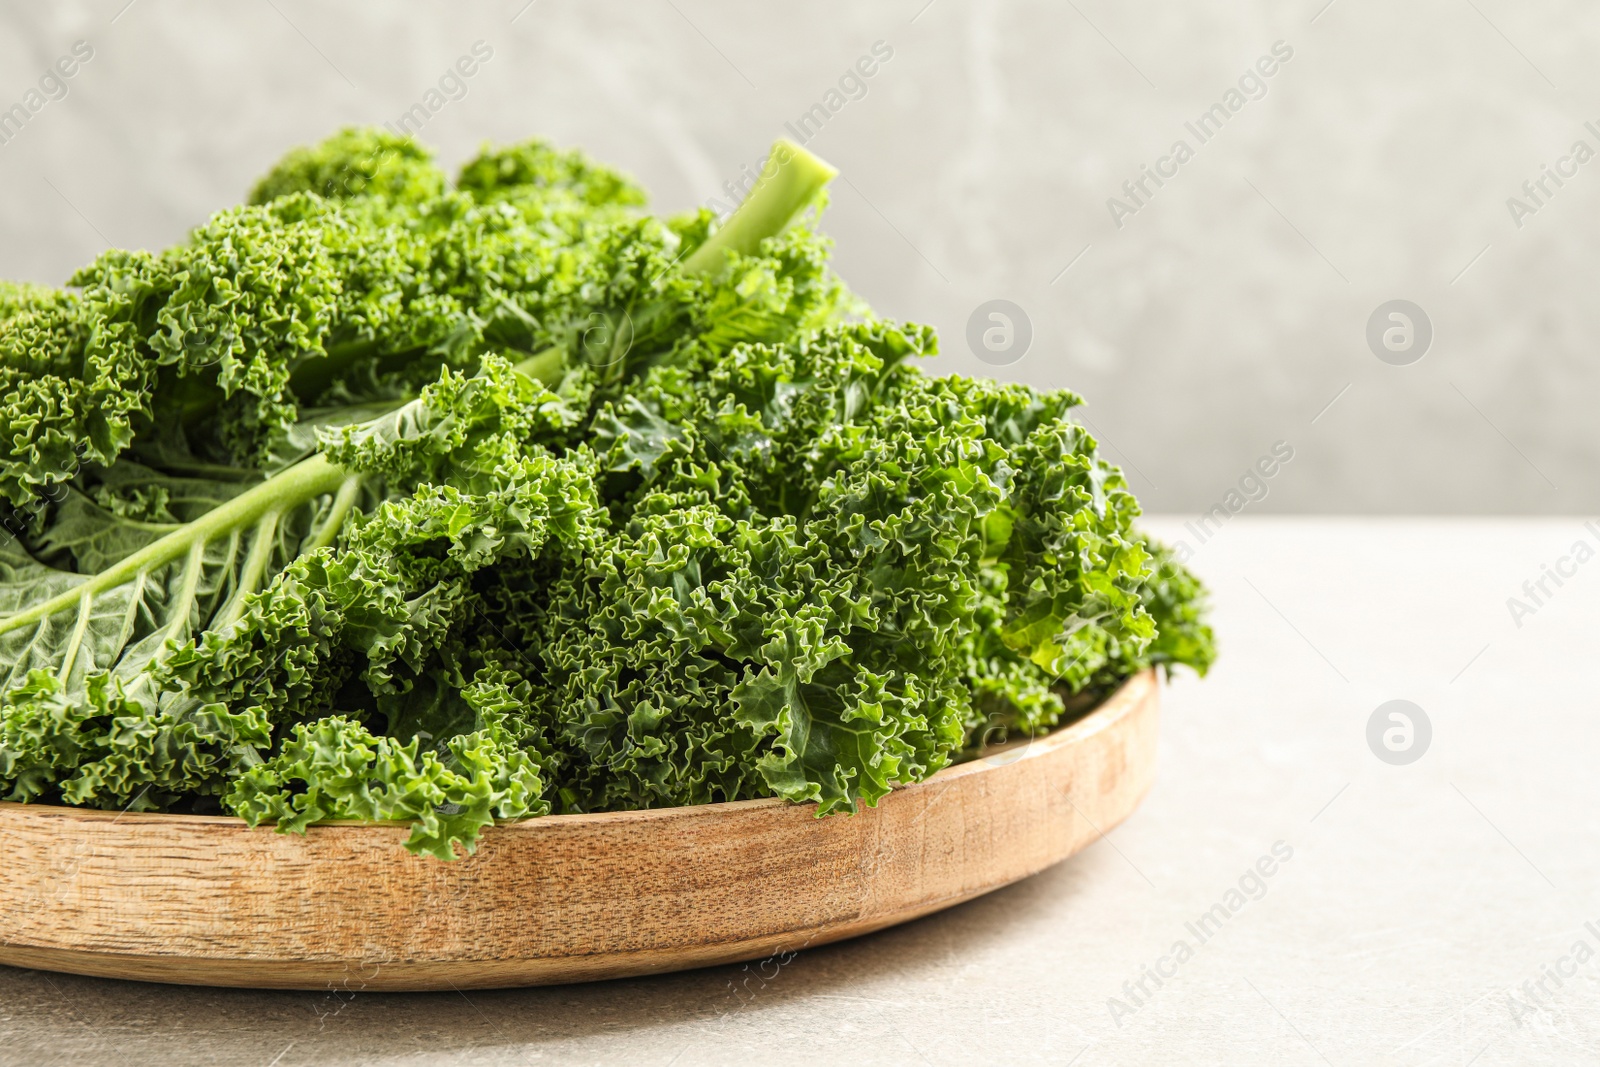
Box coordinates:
[682,139,838,275]
[0,453,349,639]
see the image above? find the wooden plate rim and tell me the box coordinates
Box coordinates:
[0,668,1155,833]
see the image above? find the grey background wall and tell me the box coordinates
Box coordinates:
[0,0,1593,514]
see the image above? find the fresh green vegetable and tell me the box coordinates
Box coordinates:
[0,129,1213,859]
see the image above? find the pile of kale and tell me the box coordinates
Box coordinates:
[0,129,1212,858]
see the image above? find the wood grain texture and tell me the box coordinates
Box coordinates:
[0,669,1159,991]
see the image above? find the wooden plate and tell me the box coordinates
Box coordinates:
[0,669,1159,991]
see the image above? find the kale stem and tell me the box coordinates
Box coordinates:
[0,453,349,639]
[158,539,209,650]
[682,139,838,275]
[303,475,363,553]
[56,592,94,682]
[211,510,281,634]
[512,347,565,386]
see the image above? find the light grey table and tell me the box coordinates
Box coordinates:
[4,517,1596,1066]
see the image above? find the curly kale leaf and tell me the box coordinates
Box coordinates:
[226,665,551,862]
[457,138,648,209]
[591,323,1204,771]
[0,283,130,509]
[248,126,448,206]
[0,454,352,808]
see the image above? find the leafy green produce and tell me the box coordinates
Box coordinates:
[0,129,1213,859]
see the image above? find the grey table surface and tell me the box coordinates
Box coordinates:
[3,516,1597,1067]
